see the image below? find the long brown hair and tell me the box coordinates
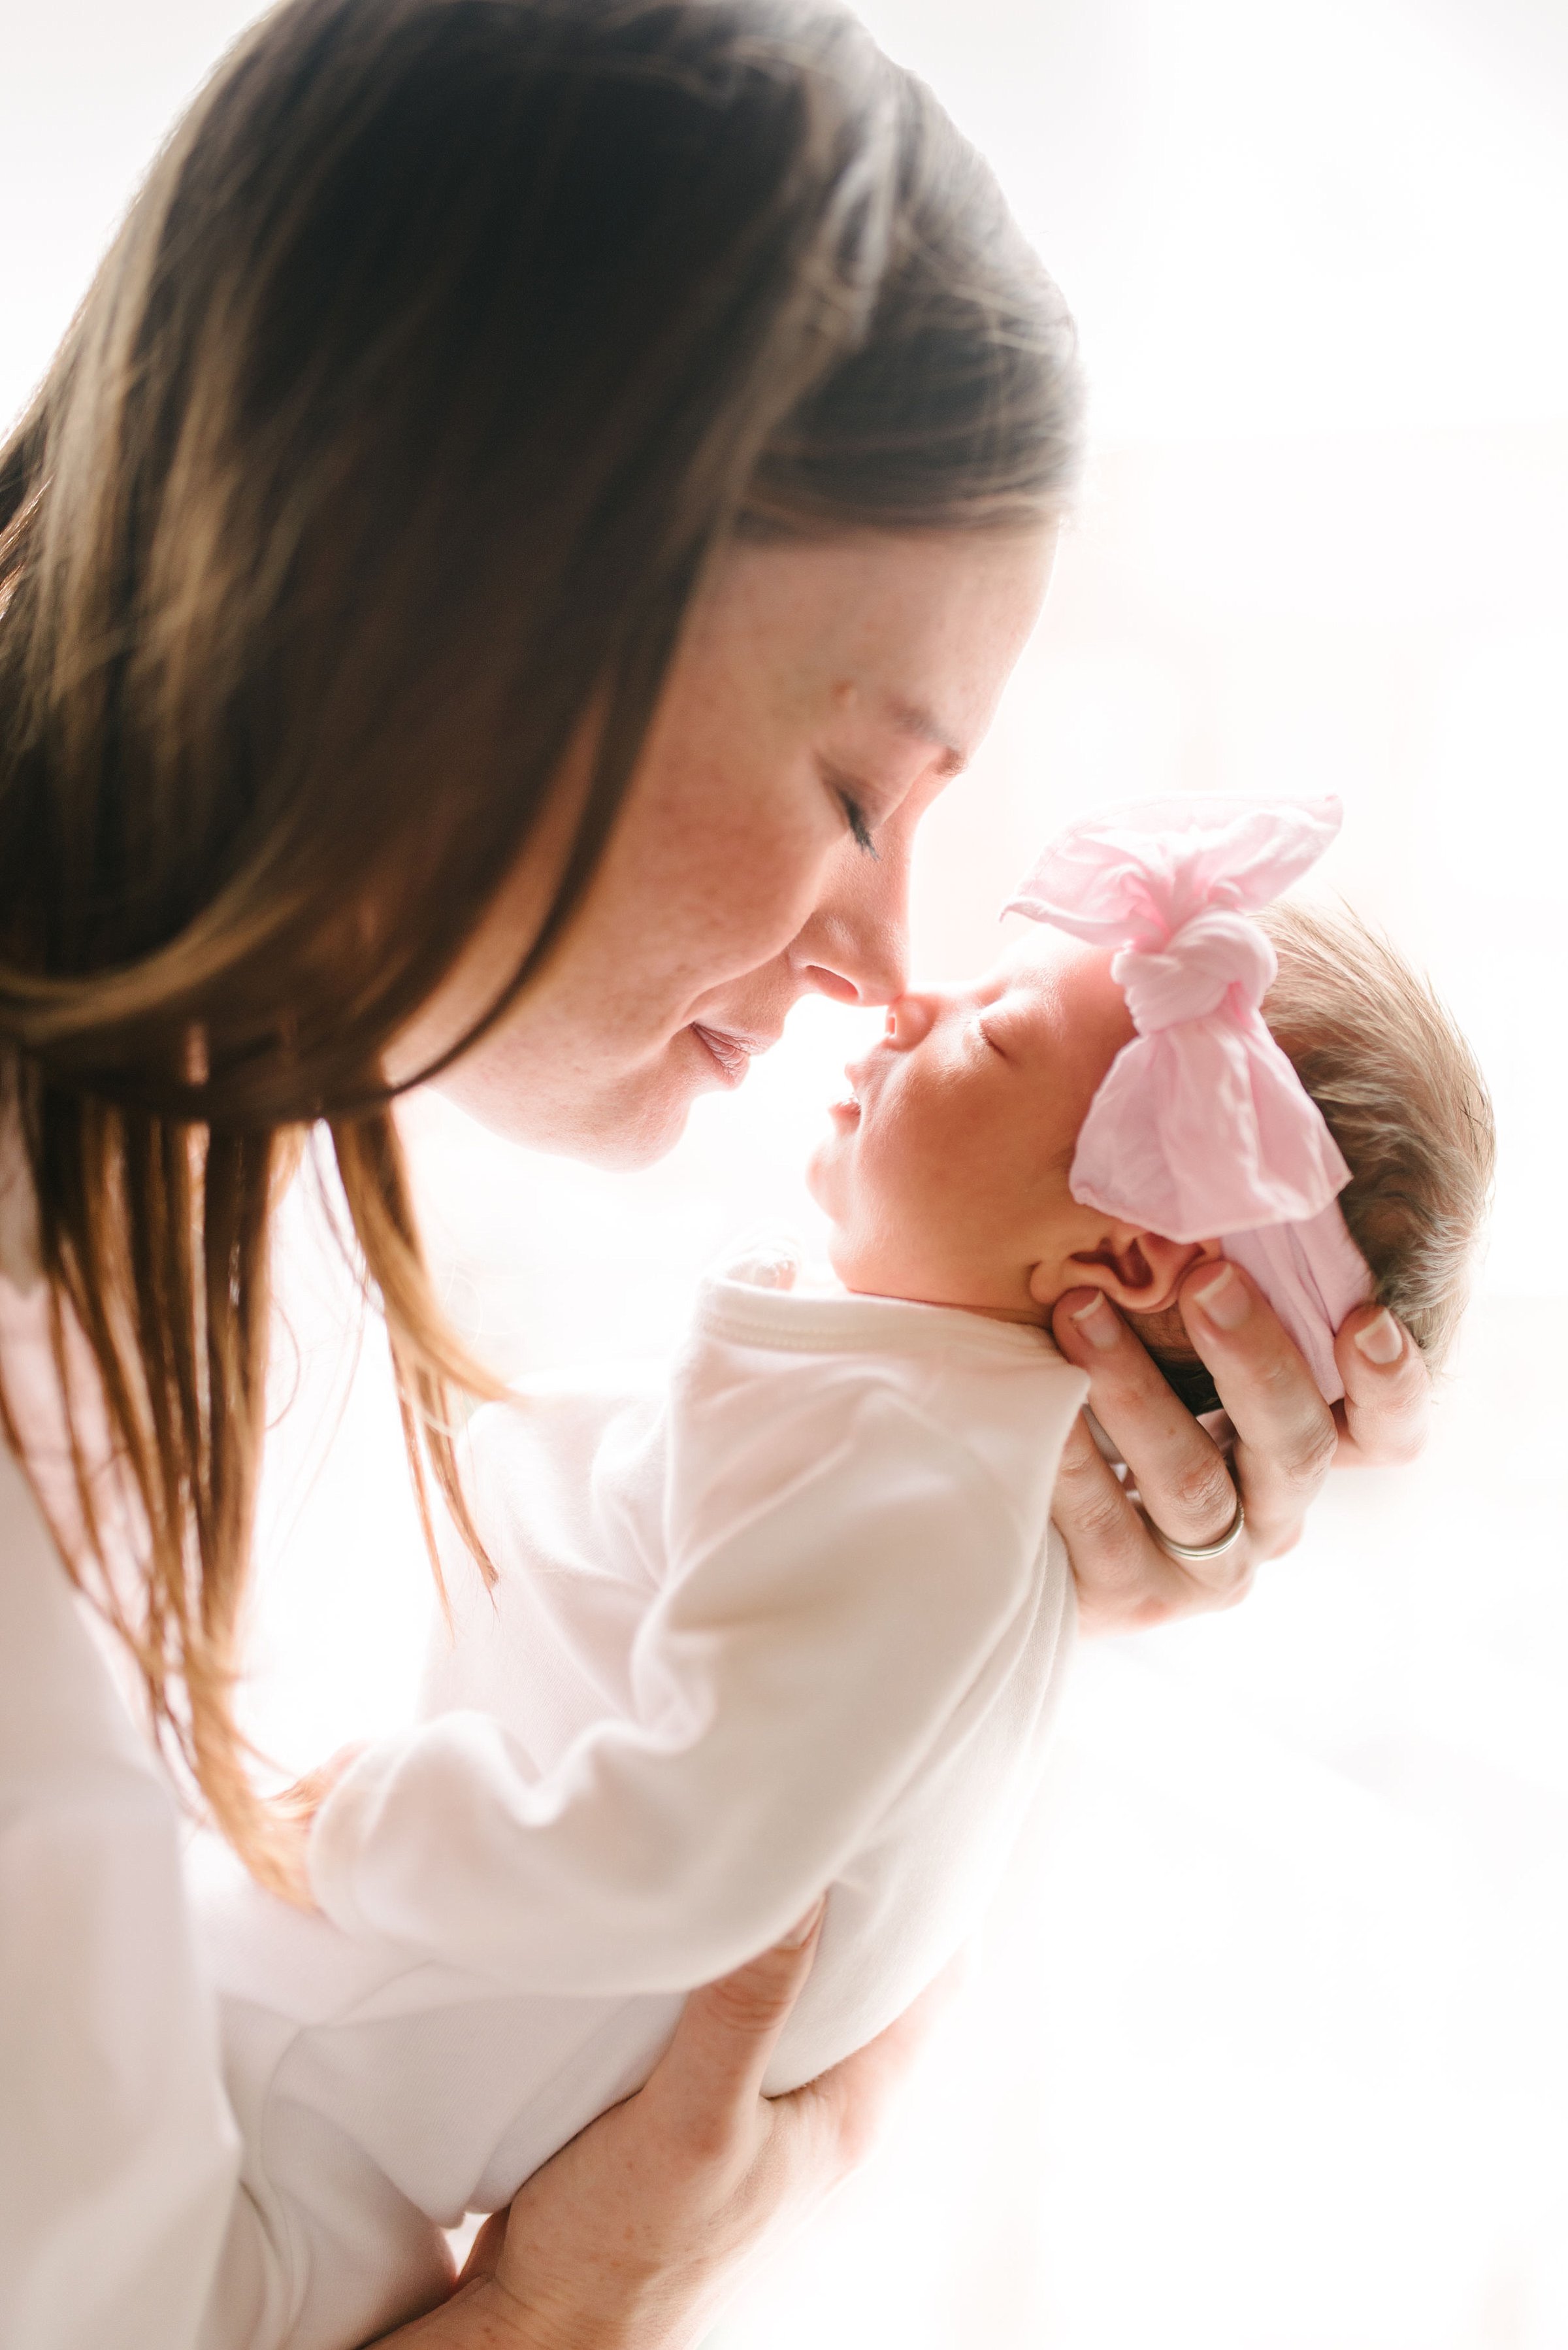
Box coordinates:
[0,0,1082,1891]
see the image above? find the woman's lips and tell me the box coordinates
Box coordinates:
[689,1023,765,1086]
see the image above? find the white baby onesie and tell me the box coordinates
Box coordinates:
[197,1247,1088,2350]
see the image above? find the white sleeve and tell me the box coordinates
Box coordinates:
[308,1331,1085,1994]
[0,1449,261,2350]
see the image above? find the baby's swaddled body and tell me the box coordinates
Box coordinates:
[197,1246,1088,2350]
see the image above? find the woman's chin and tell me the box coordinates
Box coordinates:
[576,1085,698,1170]
[446,1050,703,1168]
[572,1036,735,1167]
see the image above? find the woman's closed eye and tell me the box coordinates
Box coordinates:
[838,791,877,857]
[816,759,887,858]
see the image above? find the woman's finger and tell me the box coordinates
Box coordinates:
[1051,1289,1239,1552]
[645,1899,828,2140]
[1045,1408,1232,1626]
[1332,1301,1430,1466]
[1175,1261,1339,1555]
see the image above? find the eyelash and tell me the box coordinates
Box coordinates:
[837,791,879,859]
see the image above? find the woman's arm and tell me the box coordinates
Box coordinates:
[1049,1264,1429,1630]
[369,1905,949,2350]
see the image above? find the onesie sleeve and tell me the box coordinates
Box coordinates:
[308,1308,1086,1994]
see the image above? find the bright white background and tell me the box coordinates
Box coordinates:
[4,3,1567,2343]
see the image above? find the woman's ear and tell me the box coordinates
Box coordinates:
[1030,1226,1219,1313]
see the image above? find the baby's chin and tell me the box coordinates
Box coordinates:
[819,1221,896,1301]
[819,1219,860,1289]
[804,1126,852,1220]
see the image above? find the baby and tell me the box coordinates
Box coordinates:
[815,795,1492,1422]
[197,798,1492,2350]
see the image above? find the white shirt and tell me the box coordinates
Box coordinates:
[198,1248,1089,2350]
[0,1437,245,2350]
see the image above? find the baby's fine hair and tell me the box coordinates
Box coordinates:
[1140,901,1494,1402]
[1255,901,1494,1370]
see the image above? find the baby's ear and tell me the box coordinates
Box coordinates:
[1043,1226,1218,1314]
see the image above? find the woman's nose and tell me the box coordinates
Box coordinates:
[792,831,911,1006]
[798,916,906,1008]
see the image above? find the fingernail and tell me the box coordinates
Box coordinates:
[1190,1265,1250,1332]
[778,1896,827,1949]
[1068,1293,1120,1351]
[1352,1307,1403,1365]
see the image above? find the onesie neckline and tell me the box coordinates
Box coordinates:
[695,1238,1068,1366]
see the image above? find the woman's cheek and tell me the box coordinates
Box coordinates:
[680,757,836,936]
[712,821,845,975]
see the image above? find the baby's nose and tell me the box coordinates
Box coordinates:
[883,993,939,1049]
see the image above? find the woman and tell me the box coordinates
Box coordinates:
[0,1,1428,2343]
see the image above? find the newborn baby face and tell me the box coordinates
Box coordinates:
[808,935,1211,1323]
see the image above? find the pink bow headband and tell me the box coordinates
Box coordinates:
[1004,795,1371,1403]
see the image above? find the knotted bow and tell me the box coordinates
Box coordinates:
[1005,795,1371,1402]
[1111,908,1278,1037]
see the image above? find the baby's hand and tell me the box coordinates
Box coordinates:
[1051,1266,1429,1633]
[267,1742,367,1904]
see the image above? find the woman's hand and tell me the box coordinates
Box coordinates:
[1051,1261,1430,1634]
[370,1903,952,2350]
